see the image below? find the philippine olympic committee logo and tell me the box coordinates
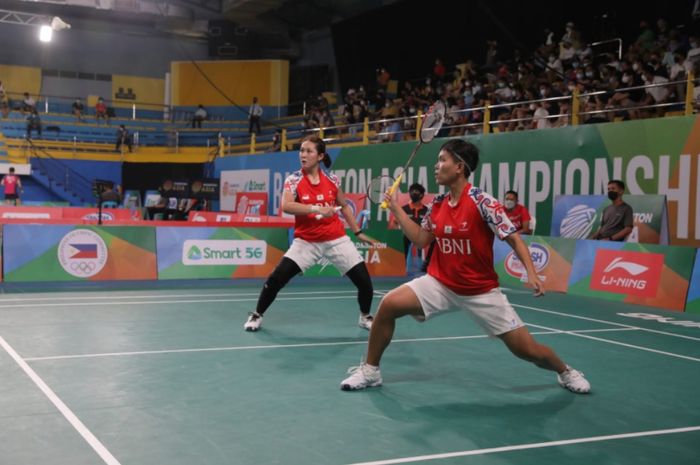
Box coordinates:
[57,229,108,278]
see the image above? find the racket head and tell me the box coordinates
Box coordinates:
[367,175,396,205]
[419,101,446,143]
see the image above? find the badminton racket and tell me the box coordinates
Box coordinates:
[366,101,446,207]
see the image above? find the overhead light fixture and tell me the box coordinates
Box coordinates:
[39,25,52,42]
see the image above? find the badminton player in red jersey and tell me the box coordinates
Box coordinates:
[341,139,590,394]
[244,135,377,332]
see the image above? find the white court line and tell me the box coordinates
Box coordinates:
[513,303,700,342]
[528,322,700,363]
[24,327,632,362]
[0,290,362,303]
[341,425,700,465]
[0,336,122,465]
[0,295,360,310]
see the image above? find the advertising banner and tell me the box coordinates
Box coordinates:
[567,240,695,311]
[232,192,268,216]
[219,116,700,245]
[551,194,668,244]
[493,235,576,293]
[686,250,700,313]
[156,226,289,279]
[3,225,157,281]
[219,169,270,211]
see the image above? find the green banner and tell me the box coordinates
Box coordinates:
[331,116,700,247]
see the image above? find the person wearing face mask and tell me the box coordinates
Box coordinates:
[591,180,633,241]
[394,183,429,258]
[503,190,532,234]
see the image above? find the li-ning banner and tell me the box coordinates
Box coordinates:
[493,235,576,293]
[218,116,700,247]
[2,225,157,281]
[550,194,668,244]
[156,226,289,279]
[567,240,695,311]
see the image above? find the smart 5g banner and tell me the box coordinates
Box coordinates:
[156,226,289,279]
[2,225,157,281]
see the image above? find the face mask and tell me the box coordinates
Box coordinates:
[576,72,585,80]
[572,62,580,68]
[473,85,482,93]
[409,193,423,203]
[498,82,505,88]
[622,75,631,84]
[607,191,619,201]
[585,71,595,78]
[549,56,556,63]
[504,200,516,209]
[529,103,537,111]
[691,42,698,49]
[540,89,546,97]
[632,63,639,71]
[568,85,576,92]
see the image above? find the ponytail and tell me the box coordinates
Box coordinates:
[322,153,332,168]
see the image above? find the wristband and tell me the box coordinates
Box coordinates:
[310,205,320,213]
[353,229,363,236]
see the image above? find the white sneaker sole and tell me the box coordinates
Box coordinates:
[340,379,382,391]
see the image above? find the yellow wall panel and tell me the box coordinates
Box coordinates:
[171,60,288,107]
[111,75,165,110]
[0,64,41,99]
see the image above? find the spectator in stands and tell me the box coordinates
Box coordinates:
[99,184,122,205]
[115,125,133,152]
[248,96,263,134]
[72,98,84,122]
[503,191,532,234]
[26,109,41,139]
[376,67,391,92]
[95,97,109,124]
[147,179,177,220]
[192,104,207,128]
[271,130,282,152]
[22,93,36,114]
[1,167,23,206]
[591,180,634,241]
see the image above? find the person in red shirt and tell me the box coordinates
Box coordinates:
[244,135,377,332]
[341,139,590,394]
[1,166,23,206]
[503,190,532,234]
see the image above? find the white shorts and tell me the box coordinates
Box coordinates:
[285,235,364,275]
[405,274,524,336]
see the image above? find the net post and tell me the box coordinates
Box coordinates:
[685,71,695,116]
[362,117,369,145]
[282,129,287,151]
[250,132,256,153]
[482,101,491,134]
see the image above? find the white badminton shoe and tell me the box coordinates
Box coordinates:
[557,366,591,394]
[340,363,382,391]
[358,313,374,331]
[244,312,263,331]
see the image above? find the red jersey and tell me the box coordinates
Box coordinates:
[284,170,345,242]
[505,204,531,231]
[2,174,19,195]
[422,184,516,295]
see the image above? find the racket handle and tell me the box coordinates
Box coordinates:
[380,175,403,209]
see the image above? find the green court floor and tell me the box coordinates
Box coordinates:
[0,280,698,465]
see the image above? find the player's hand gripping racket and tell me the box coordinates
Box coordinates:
[367,101,446,208]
